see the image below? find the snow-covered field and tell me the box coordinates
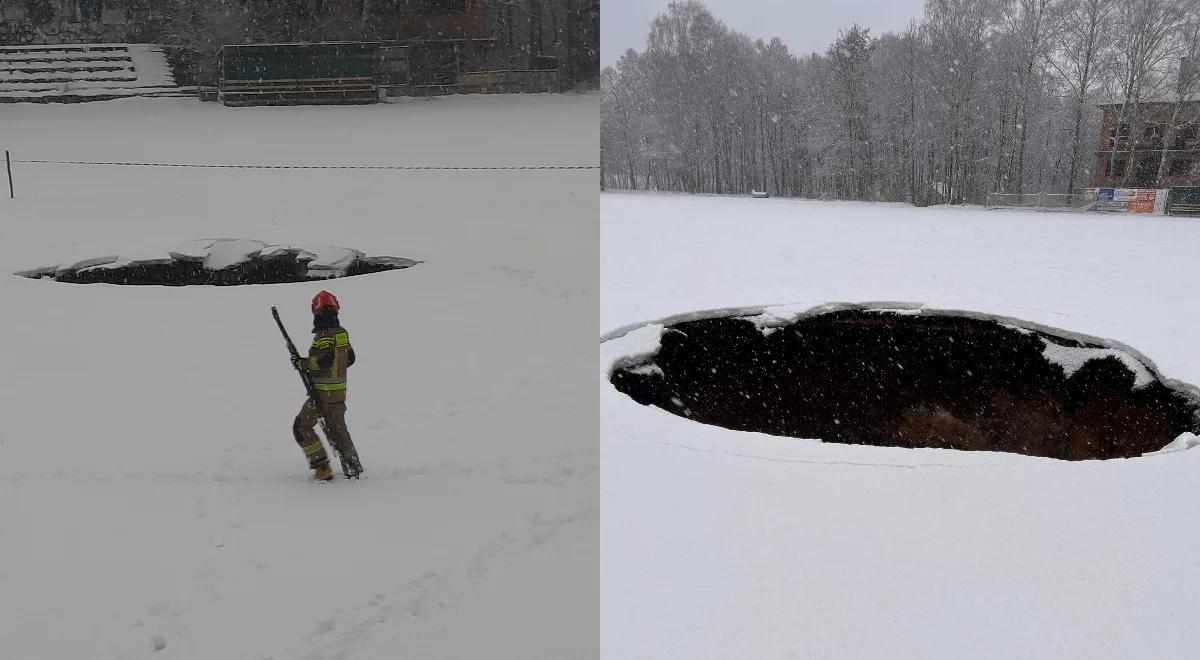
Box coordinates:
[601,192,1200,659]
[1,94,597,659]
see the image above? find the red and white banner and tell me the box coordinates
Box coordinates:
[1086,188,1169,214]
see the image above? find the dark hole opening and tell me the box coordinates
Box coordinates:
[19,251,418,286]
[610,310,1200,460]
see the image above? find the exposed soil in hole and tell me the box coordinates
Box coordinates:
[610,309,1200,460]
[17,240,419,286]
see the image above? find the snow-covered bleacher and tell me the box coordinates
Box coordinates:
[0,43,182,102]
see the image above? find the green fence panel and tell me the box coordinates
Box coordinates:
[221,43,379,81]
[1168,187,1200,216]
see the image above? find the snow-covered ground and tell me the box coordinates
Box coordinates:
[601,191,1200,659]
[1,94,597,659]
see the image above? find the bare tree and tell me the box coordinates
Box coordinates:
[1049,0,1114,192]
[1007,0,1057,194]
[599,0,1192,203]
[821,25,875,199]
[1155,11,1200,185]
[1105,0,1187,183]
[600,51,651,189]
[923,0,1002,203]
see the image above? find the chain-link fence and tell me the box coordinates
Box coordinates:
[984,191,1095,211]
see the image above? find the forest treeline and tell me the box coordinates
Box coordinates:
[600,0,1200,204]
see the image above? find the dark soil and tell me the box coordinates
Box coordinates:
[610,310,1199,460]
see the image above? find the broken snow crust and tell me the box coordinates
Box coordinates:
[198,238,266,270]
[601,191,1200,660]
[1040,339,1155,388]
[601,323,665,374]
[20,238,418,281]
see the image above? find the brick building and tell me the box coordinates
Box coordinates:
[1093,98,1200,188]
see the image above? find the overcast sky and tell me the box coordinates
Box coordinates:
[601,0,927,67]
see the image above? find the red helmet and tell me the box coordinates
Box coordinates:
[311,290,339,314]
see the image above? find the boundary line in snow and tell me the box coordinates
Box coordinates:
[11,159,600,171]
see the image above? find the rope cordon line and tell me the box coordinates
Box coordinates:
[13,159,599,171]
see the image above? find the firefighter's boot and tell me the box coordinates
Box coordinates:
[314,464,334,481]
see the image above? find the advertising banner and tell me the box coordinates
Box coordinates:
[1085,188,1167,214]
[1093,187,1126,211]
[1154,189,1170,214]
[1129,189,1156,213]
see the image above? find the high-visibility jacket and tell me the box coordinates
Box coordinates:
[305,325,355,392]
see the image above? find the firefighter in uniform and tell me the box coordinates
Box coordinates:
[293,290,362,480]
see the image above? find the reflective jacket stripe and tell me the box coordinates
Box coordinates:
[308,327,351,391]
[313,381,347,391]
[311,375,346,384]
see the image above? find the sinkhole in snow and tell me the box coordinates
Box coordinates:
[16,239,420,286]
[610,308,1200,461]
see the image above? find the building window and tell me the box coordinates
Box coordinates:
[25,1,56,23]
[529,0,544,55]
[80,0,104,22]
[428,0,467,14]
[1134,156,1159,187]
[1170,158,1194,176]
[1143,123,1165,150]
[1173,125,1197,150]
[1106,158,1127,178]
[1109,121,1131,142]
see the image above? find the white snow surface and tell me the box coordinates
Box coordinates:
[1146,432,1200,456]
[1,95,598,659]
[602,191,1200,659]
[126,45,176,88]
